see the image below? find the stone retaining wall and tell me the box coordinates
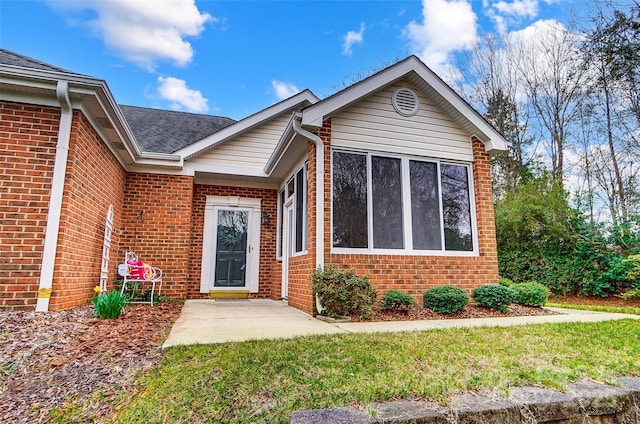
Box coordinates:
[291,377,640,423]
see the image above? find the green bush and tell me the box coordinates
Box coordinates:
[381,290,415,311]
[512,282,549,306]
[311,265,377,319]
[423,286,469,314]
[499,277,515,287]
[93,290,128,319]
[621,288,640,300]
[472,285,516,313]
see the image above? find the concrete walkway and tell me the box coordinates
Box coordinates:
[162,299,640,348]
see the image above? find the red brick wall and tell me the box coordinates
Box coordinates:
[49,112,127,310]
[120,173,193,300]
[285,135,324,314]
[0,102,59,309]
[0,102,127,311]
[188,184,279,299]
[290,120,500,311]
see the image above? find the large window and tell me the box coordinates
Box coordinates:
[332,151,475,253]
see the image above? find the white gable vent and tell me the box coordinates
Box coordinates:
[392,87,419,117]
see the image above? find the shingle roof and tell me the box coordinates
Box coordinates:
[119,105,236,154]
[0,49,88,76]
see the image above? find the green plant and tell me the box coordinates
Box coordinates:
[621,288,640,300]
[92,290,128,319]
[422,286,469,314]
[380,290,415,311]
[499,277,515,287]
[512,282,549,306]
[311,265,377,319]
[472,285,516,313]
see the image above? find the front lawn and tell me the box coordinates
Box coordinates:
[110,320,640,423]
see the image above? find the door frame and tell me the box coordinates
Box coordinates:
[200,196,261,293]
[281,199,294,299]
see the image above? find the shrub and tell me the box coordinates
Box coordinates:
[381,290,415,311]
[499,277,515,287]
[472,285,516,313]
[621,288,640,300]
[93,290,128,319]
[423,286,469,314]
[311,265,377,319]
[512,282,549,307]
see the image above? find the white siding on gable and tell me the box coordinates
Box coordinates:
[188,114,292,171]
[331,81,473,161]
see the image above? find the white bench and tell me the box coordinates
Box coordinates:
[117,251,163,306]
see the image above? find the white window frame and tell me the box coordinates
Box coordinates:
[331,149,479,256]
[276,160,308,260]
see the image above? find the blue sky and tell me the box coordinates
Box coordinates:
[1,0,576,120]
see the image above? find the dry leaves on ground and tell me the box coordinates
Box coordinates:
[0,302,183,424]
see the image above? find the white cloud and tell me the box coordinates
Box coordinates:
[486,0,539,34]
[492,0,538,18]
[342,23,365,56]
[49,0,213,70]
[272,80,300,100]
[157,76,208,113]
[404,0,478,80]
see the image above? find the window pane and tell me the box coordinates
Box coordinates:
[372,156,403,249]
[332,152,368,248]
[295,167,305,252]
[441,164,473,251]
[410,160,442,250]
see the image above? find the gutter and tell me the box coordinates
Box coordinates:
[36,81,72,312]
[291,114,325,314]
[291,113,324,268]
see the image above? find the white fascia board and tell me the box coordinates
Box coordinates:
[2,65,184,168]
[409,65,508,153]
[184,161,270,179]
[177,90,319,161]
[301,58,419,128]
[264,113,297,175]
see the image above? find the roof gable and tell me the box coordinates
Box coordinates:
[301,56,507,154]
[177,90,319,160]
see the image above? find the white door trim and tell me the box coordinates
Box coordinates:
[201,196,261,293]
[281,200,294,299]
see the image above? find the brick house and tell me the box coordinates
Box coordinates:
[1,49,507,313]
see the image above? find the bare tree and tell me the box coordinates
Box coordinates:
[514,21,589,184]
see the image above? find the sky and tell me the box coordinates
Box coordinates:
[1,0,577,121]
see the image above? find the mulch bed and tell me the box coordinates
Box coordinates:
[0,302,183,424]
[350,303,559,322]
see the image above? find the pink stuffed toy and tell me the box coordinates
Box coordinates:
[127,258,146,279]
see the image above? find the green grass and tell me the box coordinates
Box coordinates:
[546,302,640,315]
[110,320,640,423]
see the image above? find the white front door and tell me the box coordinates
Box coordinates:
[200,196,261,294]
[281,201,294,299]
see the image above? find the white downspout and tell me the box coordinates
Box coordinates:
[35,81,72,312]
[292,115,325,313]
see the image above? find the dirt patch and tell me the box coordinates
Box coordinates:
[0,302,183,424]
